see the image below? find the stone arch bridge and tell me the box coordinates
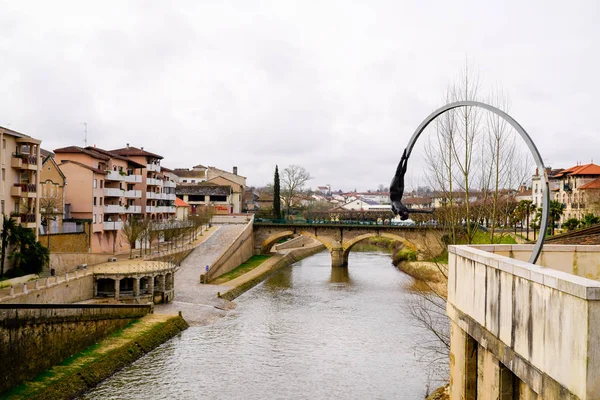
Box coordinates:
[253,222,445,267]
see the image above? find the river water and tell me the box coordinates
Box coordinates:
[82,249,444,399]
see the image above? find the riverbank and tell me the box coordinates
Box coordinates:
[3,313,188,400]
[217,239,325,300]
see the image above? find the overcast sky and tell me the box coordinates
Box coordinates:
[1,0,599,191]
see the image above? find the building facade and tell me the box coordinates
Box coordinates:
[0,126,42,235]
[54,145,176,253]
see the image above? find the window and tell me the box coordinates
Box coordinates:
[100,180,103,188]
[1,168,4,182]
[1,200,4,214]
[93,179,97,188]
[100,197,103,205]
[93,197,97,206]
[93,214,96,223]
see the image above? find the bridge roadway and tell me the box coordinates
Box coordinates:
[253,220,444,267]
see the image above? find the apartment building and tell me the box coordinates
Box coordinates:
[0,126,42,235]
[54,145,176,253]
[110,145,177,220]
[552,163,600,223]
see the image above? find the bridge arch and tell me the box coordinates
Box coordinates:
[259,230,294,254]
[341,232,420,267]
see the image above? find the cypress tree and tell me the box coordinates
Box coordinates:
[274,165,281,219]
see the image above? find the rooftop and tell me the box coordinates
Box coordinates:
[111,145,163,160]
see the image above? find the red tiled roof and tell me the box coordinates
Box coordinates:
[174,197,190,207]
[110,146,163,160]
[580,178,600,190]
[84,146,146,169]
[54,146,110,161]
[554,163,600,177]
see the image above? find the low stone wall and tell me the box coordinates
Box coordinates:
[212,214,252,224]
[206,220,254,282]
[0,304,152,393]
[272,235,313,251]
[448,244,600,399]
[0,271,94,304]
[219,244,325,300]
[39,232,89,253]
[472,243,600,281]
[50,253,114,275]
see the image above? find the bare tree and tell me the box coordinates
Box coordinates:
[122,218,144,259]
[40,193,64,253]
[281,165,312,216]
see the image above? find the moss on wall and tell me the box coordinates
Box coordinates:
[3,315,188,400]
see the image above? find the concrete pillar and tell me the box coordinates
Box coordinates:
[331,248,347,267]
[449,321,477,399]
[133,277,140,297]
[477,344,515,399]
[148,276,155,294]
[158,274,166,291]
[114,278,120,300]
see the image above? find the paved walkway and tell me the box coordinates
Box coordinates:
[155,224,245,325]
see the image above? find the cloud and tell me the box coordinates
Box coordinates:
[0,0,599,192]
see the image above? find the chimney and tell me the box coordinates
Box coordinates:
[141,147,144,150]
[126,143,130,148]
[233,166,238,175]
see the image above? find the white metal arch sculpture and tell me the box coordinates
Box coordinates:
[391,101,549,264]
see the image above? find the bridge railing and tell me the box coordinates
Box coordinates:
[253,218,421,227]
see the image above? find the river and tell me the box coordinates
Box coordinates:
[82,249,446,399]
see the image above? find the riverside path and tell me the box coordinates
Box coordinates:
[155,224,244,324]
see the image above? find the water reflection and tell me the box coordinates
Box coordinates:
[330,266,351,284]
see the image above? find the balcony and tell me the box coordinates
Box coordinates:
[20,213,37,228]
[125,205,142,214]
[103,221,124,230]
[11,183,37,198]
[124,190,142,198]
[105,170,125,181]
[104,204,126,214]
[146,178,163,186]
[146,192,159,200]
[123,174,142,183]
[11,154,38,170]
[146,205,156,213]
[147,163,161,172]
[164,180,176,188]
[104,188,124,197]
[165,193,176,201]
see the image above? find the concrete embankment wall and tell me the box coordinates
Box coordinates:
[0,304,152,394]
[272,235,313,251]
[206,221,254,282]
[0,271,94,304]
[219,243,325,301]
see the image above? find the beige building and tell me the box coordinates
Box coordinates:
[0,126,42,235]
[552,163,600,223]
[173,165,246,214]
[176,183,233,215]
[40,154,66,234]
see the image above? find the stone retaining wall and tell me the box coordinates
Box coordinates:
[219,244,325,300]
[206,220,254,282]
[0,304,152,393]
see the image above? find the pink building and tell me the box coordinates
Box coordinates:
[54,145,175,254]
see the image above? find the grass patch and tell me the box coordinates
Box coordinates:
[3,315,187,400]
[211,255,272,285]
